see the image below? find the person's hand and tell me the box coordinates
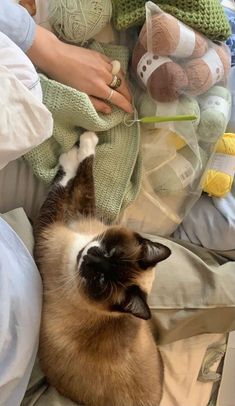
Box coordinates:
[27,26,133,114]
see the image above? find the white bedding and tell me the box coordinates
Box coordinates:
[0,216,42,406]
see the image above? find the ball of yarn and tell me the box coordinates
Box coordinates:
[140,13,208,58]
[216,43,231,77]
[203,133,235,197]
[185,43,231,96]
[48,0,112,44]
[148,146,207,193]
[198,85,231,142]
[138,92,200,132]
[132,41,188,102]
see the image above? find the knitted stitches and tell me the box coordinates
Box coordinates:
[112,0,231,41]
[24,41,141,222]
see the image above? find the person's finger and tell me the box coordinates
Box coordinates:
[105,70,114,86]
[89,96,112,114]
[98,53,112,64]
[110,88,133,113]
[115,71,132,103]
[100,85,133,114]
[106,61,113,73]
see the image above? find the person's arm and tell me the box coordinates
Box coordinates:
[0,0,132,114]
[0,0,35,52]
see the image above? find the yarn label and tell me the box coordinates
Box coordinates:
[202,48,224,85]
[168,154,195,187]
[137,52,172,86]
[172,22,196,58]
[210,153,235,177]
[199,95,230,118]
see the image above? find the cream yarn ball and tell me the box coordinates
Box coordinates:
[48,0,112,45]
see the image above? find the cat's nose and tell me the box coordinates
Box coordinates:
[85,246,104,264]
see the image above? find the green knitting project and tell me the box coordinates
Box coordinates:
[24,41,141,223]
[112,0,231,41]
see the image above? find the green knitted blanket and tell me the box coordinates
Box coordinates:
[112,0,231,41]
[24,41,141,222]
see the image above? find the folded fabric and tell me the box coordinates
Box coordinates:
[174,181,235,256]
[0,31,42,101]
[160,334,226,406]
[24,41,141,222]
[112,0,231,40]
[0,213,41,406]
[0,65,53,170]
[22,334,226,406]
[0,158,48,220]
[0,0,36,52]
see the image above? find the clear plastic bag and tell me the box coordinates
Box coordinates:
[132,1,231,103]
[121,1,232,236]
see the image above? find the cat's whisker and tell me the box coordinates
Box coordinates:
[105,281,115,302]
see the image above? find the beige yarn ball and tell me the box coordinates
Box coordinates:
[185,43,231,96]
[132,41,188,102]
[140,13,208,59]
[48,0,112,45]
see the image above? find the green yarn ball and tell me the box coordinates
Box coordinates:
[48,0,113,45]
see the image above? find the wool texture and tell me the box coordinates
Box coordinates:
[112,0,231,41]
[24,41,141,222]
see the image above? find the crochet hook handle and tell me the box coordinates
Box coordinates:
[139,114,197,123]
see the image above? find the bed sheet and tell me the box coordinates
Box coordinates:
[22,332,226,406]
[174,183,235,260]
[0,158,47,220]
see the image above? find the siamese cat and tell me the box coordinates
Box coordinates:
[34,131,171,406]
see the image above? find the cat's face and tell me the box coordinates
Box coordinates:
[77,227,171,320]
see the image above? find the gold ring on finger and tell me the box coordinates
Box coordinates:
[109,75,118,88]
[109,75,122,90]
[112,76,122,90]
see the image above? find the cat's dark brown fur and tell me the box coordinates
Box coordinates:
[34,132,171,406]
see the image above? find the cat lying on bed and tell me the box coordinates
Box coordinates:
[34,131,171,406]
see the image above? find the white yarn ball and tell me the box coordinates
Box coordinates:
[49,0,112,45]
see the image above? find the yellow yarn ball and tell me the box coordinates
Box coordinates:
[48,0,112,45]
[203,133,235,198]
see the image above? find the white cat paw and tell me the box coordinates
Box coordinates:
[58,133,98,187]
[78,132,98,162]
[59,147,79,172]
[59,146,80,187]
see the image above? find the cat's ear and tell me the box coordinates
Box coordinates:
[113,285,151,320]
[136,235,171,270]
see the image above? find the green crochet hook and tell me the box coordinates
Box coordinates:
[138,114,197,123]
